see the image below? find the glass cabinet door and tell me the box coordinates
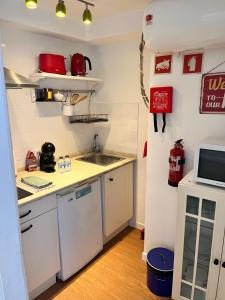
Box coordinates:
[180,196,216,300]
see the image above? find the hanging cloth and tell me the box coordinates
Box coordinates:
[150,87,173,133]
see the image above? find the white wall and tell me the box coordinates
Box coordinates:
[0,24,99,169]
[144,48,225,254]
[95,38,149,227]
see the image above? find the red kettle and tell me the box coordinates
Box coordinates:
[71,53,92,76]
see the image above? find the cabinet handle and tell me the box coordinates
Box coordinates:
[20,210,32,219]
[222,262,225,268]
[21,224,33,234]
[109,178,114,182]
[214,259,219,265]
[68,198,74,202]
[57,190,74,197]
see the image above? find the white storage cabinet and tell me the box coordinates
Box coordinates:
[102,163,133,237]
[19,194,60,298]
[173,172,225,300]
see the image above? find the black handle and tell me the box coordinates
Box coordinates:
[153,113,158,132]
[162,113,166,133]
[20,210,32,219]
[214,259,219,265]
[84,56,92,71]
[222,262,225,268]
[21,224,33,234]
[109,178,114,182]
[68,198,74,202]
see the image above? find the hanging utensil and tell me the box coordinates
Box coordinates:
[70,93,80,105]
[72,94,89,106]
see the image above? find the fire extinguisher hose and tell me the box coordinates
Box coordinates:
[162,113,166,133]
[153,113,158,132]
[153,113,167,133]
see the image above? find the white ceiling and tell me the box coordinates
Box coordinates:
[39,0,150,21]
[1,0,150,44]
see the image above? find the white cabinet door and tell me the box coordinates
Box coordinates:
[216,230,225,300]
[102,163,133,237]
[57,179,103,281]
[173,185,225,300]
[21,209,60,293]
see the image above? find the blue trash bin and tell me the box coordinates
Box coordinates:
[147,247,174,297]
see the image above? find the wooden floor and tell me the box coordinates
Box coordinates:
[36,227,170,300]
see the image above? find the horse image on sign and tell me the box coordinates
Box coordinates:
[156,60,170,71]
[155,55,172,74]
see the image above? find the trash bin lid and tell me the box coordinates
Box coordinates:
[147,247,174,272]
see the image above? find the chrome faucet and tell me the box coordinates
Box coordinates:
[93,134,100,152]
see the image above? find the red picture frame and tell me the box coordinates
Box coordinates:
[200,72,225,114]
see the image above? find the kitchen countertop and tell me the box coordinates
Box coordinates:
[17,152,136,206]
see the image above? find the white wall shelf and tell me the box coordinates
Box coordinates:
[30,72,103,91]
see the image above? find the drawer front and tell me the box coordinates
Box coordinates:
[19,194,57,224]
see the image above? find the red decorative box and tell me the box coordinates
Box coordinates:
[150,86,173,114]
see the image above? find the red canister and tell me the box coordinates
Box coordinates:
[39,53,66,75]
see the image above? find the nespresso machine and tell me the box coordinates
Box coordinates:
[40,142,56,173]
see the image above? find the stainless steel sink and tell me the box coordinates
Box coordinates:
[17,187,33,200]
[78,153,125,166]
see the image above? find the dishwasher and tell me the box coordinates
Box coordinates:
[57,177,103,281]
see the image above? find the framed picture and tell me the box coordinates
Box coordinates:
[155,55,172,74]
[200,72,225,113]
[183,53,203,74]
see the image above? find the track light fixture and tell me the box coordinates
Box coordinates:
[56,0,67,18]
[25,0,94,23]
[83,4,92,24]
[25,0,38,9]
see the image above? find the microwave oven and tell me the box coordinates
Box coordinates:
[193,137,225,188]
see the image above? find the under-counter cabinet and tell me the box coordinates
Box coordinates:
[102,163,133,238]
[19,194,60,299]
[173,172,225,300]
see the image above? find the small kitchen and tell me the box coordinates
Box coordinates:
[1,1,225,300]
[0,1,147,299]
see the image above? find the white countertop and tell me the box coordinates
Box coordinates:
[17,153,136,206]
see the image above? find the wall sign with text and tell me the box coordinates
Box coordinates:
[200,72,225,114]
[155,55,172,74]
[183,53,203,74]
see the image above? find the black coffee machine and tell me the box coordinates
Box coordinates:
[40,142,56,173]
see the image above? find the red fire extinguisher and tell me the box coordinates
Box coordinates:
[168,139,185,187]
